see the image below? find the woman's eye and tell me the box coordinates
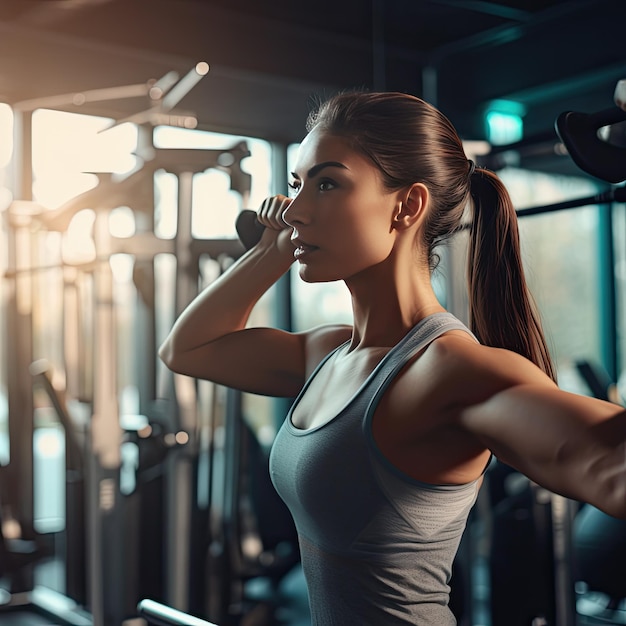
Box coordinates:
[287,181,300,196]
[318,179,336,191]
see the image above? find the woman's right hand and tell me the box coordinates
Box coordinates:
[255,194,295,257]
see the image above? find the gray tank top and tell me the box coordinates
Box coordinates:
[269,312,482,625]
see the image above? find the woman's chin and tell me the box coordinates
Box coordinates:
[298,266,341,284]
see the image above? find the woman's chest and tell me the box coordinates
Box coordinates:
[291,346,391,431]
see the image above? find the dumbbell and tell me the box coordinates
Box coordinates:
[235,209,265,250]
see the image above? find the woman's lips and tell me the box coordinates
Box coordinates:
[293,243,318,259]
[291,236,318,260]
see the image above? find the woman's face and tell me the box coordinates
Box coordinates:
[283,127,401,284]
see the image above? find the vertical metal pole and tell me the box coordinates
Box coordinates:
[134,125,158,414]
[61,267,87,605]
[166,170,197,611]
[551,494,577,626]
[63,268,81,400]
[271,144,293,427]
[6,111,35,586]
[271,143,291,332]
[598,202,617,380]
[88,211,123,626]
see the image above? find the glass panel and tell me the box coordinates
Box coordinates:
[500,168,602,393]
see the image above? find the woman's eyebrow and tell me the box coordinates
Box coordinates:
[290,161,348,180]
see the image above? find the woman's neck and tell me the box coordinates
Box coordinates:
[345,263,444,351]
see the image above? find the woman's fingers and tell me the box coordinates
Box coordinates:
[257,194,292,230]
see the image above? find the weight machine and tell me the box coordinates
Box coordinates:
[1,64,301,626]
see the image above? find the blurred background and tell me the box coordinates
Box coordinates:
[0,1,626,625]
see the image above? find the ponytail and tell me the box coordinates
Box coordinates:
[467,169,557,382]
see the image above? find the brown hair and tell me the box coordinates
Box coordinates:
[307,91,557,381]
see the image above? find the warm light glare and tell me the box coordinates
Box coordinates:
[138,425,153,438]
[196,61,210,76]
[154,170,178,238]
[175,431,189,445]
[32,109,138,208]
[153,125,272,229]
[109,206,136,238]
[34,430,63,457]
[61,208,96,265]
[109,253,134,283]
[192,169,240,238]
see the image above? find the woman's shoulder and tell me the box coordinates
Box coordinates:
[419,331,556,403]
[300,323,353,375]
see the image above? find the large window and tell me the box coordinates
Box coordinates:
[498,168,605,393]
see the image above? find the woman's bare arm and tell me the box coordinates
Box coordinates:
[158,196,329,397]
[451,344,626,519]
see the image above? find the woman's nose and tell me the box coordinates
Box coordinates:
[281,195,302,226]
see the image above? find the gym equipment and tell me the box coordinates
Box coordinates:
[569,361,626,624]
[1,65,294,626]
[575,360,621,404]
[0,466,52,595]
[516,186,626,218]
[2,72,309,626]
[137,599,218,626]
[556,105,626,183]
[573,505,626,624]
[235,209,265,251]
[30,360,86,606]
[487,462,579,626]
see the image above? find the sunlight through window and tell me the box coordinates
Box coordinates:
[32,109,138,209]
[153,126,272,238]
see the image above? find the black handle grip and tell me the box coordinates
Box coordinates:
[555,106,626,183]
[235,209,265,250]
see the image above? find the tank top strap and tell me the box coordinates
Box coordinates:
[363,311,477,414]
[389,311,477,365]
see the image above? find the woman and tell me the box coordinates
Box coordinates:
[159,91,626,625]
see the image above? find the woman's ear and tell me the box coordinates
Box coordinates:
[392,183,429,230]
